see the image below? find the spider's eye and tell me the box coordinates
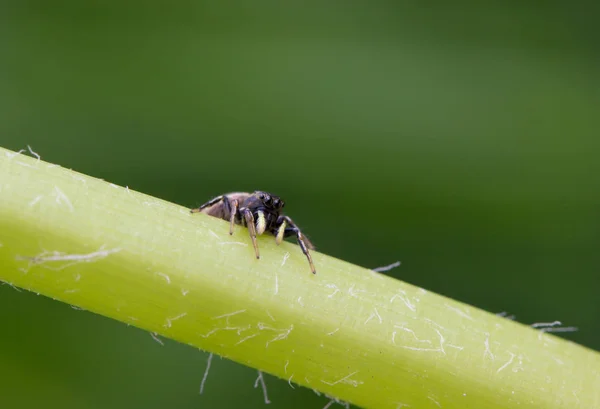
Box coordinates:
[265,196,273,205]
[259,194,265,200]
[273,198,279,207]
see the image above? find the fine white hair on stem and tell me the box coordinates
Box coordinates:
[323,399,335,409]
[254,371,271,404]
[30,248,122,262]
[496,311,516,320]
[540,326,578,333]
[5,149,25,158]
[1,281,22,292]
[27,145,41,161]
[199,353,214,394]
[156,272,171,284]
[531,321,562,328]
[281,252,290,266]
[164,312,187,329]
[372,261,401,272]
[323,396,351,409]
[53,186,74,212]
[498,314,578,334]
[150,332,164,346]
[16,247,121,272]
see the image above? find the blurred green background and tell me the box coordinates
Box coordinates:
[1,2,599,408]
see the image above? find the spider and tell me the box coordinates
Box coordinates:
[191,191,316,274]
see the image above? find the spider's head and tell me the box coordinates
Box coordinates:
[254,191,284,210]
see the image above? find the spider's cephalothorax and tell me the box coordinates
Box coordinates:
[191,191,316,274]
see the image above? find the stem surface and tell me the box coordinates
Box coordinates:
[0,147,598,408]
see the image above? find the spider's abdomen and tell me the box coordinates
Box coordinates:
[200,192,251,221]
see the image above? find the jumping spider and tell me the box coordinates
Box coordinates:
[191,191,316,274]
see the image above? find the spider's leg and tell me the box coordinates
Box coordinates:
[190,195,224,213]
[282,216,316,274]
[274,218,286,245]
[242,207,260,259]
[223,197,239,235]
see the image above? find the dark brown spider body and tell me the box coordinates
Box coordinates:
[191,191,316,274]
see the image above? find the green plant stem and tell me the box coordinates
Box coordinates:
[0,146,598,409]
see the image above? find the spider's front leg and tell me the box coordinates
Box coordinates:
[279,216,316,274]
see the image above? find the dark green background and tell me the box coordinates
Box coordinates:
[1,2,598,408]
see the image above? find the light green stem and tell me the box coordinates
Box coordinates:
[0,146,598,409]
